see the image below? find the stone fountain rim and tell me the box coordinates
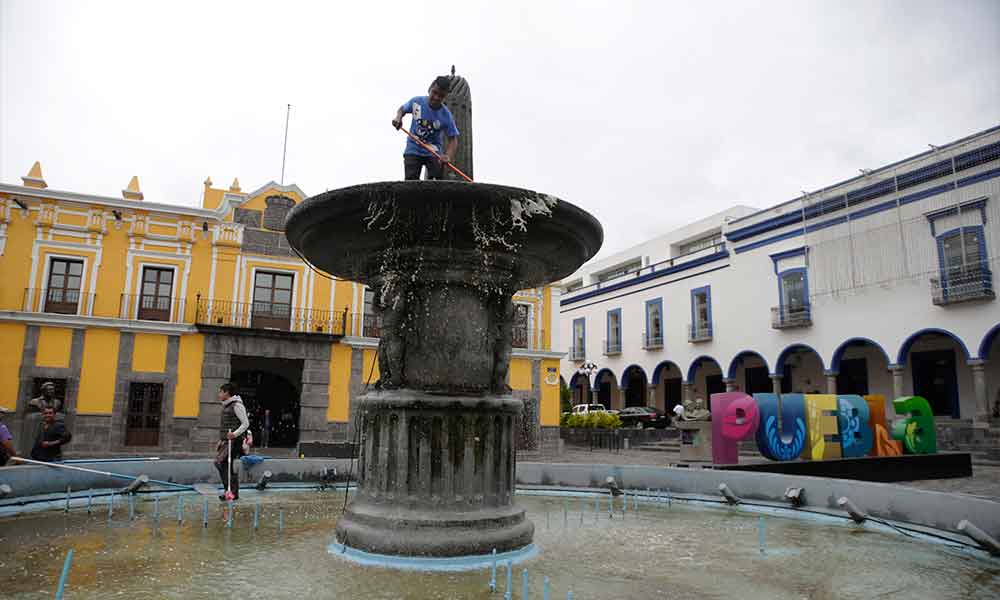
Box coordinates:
[283,180,604,289]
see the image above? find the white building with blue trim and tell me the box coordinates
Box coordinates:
[559,126,1000,433]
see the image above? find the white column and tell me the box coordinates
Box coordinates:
[969,359,989,426]
[825,373,838,395]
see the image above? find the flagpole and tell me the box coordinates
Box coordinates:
[280,104,291,185]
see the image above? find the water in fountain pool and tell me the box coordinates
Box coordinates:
[1,491,998,599]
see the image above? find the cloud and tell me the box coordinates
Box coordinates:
[2,0,998,259]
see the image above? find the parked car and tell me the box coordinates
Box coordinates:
[568,403,608,416]
[617,406,670,429]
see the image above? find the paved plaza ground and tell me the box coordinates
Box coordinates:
[529,447,1000,502]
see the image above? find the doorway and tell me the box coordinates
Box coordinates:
[230,356,304,447]
[911,350,959,417]
[837,358,869,396]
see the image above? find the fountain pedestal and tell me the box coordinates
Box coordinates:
[286,181,602,557]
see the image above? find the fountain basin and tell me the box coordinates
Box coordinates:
[285,181,603,558]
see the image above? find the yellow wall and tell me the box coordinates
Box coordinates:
[0,205,34,310]
[540,359,561,426]
[542,287,552,350]
[132,333,167,372]
[36,326,74,368]
[328,344,352,422]
[77,329,120,413]
[0,322,26,409]
[362,348,380,386]
[94,225,127,317]
[174,334,204,417]
[509,358,532,391]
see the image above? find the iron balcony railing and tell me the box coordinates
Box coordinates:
[195,297,347,335]
[359,313,382,338]
[771,305,812,329]
[512,325,549,350]
[688,322,713,342]
[22,288,95,316]
[643,331,663,350]
[931,267,995,306]
[119,293,179,322]
[569,346,586,361]
[603,339,621,355]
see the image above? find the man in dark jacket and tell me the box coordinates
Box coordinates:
[30,407,71,462]
[215,383,250,501]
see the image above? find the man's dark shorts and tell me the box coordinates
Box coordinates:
[404,154,444,180]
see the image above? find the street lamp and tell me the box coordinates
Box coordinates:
[577,360,598,404]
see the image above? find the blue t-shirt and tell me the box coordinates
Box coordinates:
[400,96,459,157]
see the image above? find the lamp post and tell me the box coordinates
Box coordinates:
[577,360,598,405]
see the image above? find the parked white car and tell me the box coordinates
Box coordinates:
[570,404,608,416]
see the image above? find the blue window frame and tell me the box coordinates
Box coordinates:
[937,226,987,276]
[935,225,990,302]
[777,267,809,315]
[606,308,622,354]
[644,298,663,348]
[572,317,586,359]
[690,286,712,338]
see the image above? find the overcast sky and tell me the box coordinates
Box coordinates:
[1,1,998,260]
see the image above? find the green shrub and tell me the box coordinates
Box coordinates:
[560,412,621,430]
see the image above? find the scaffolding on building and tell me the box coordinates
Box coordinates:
[802,137,999,304]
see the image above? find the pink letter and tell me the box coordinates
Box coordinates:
[711,392,760,464]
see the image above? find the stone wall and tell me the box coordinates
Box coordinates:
[13,326,85,456]
[195,330,337,447]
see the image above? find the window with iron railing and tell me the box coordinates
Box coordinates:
[771,304,812,329]
[252,271,294,330]
[138,266,173,321]
[45,258,84,314]
[644,298,663,349]
[512,303,530,348]
[933,227,994,305]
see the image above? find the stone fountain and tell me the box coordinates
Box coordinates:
[285,180,602,558]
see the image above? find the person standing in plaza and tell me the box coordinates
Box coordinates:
[391,75,460,180]
[0,407,18,466]
[30,407,71,462]
[215,383,250,501]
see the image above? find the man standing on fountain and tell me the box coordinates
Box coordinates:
[391,75,460,180]
[215,383,250,501]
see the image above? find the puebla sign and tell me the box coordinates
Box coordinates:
[709,392,936,465]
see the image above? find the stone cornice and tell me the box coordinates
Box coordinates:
[0,311,197,334]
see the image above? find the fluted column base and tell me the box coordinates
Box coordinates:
[336,389,533,557]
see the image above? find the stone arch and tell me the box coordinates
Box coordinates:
[651,360,683,385]
[774,343,826,376]
[593,368,620,410]
[687,355,721,384]
[621,364,648,408]
[896,328,971,365]
[726,350,770,380]
[978,323,1000,360]
[831,337,890,373]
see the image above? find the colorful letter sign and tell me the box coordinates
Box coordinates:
[710,392,760,464]
[891,396,937,454]
[708,392,934,464]
[805,394,842,460]
[753,393,807,461]
[836,395,874,458]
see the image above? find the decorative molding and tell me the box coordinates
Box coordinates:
[0,310,197,334]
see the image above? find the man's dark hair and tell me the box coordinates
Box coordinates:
[220,382,238,396]
[431,76,452,93]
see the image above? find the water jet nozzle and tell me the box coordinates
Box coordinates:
[718,483,741,505]
[784,487,803,507]
[256,470,273,490]
[957,519,1000,556]
[837,496,867,524]
[121,474,149,495]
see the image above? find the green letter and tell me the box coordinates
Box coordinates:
[891,396,936,454]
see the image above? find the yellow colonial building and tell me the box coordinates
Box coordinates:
[0,163,563,456]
